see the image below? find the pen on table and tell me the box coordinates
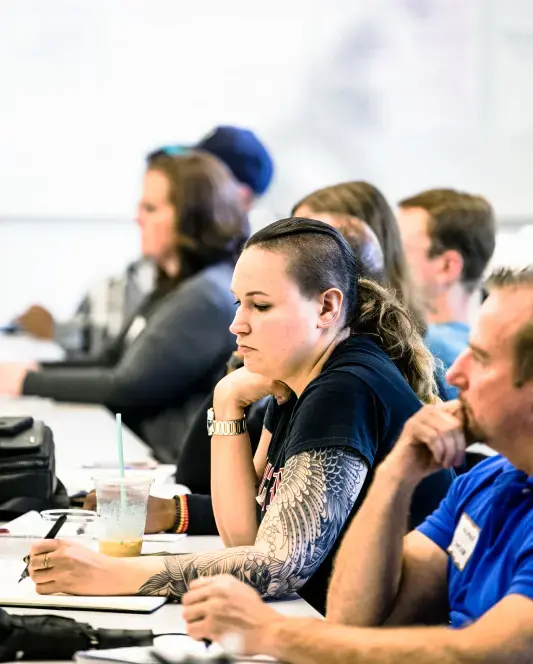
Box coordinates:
[18,513,68,583]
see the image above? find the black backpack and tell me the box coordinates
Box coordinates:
[0,417,68,520]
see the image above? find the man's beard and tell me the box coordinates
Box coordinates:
[459,397,486,444]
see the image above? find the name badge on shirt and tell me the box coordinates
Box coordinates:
[447,512,481,571]
[125,316,147,344]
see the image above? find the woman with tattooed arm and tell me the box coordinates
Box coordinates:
[27,217,453,613]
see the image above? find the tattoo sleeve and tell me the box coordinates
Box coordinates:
[137,447,369,599]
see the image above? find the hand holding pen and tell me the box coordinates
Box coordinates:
[19,513,68,583]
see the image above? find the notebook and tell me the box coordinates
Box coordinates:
[75,643,278,663]
[0,560,167,613]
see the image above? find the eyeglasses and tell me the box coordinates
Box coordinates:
[146,145,189,161]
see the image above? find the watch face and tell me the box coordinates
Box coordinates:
[207,407,215,436]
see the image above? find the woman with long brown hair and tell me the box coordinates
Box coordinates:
[0,151,250,462]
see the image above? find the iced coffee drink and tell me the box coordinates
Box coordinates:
[93,474,152,558]
[99,539,143,557]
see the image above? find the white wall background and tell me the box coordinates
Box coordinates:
[1,0,533,321]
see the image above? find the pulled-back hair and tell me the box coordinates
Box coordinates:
[246,217,438,403]
[292,181,425,332]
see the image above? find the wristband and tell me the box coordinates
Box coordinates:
[171,495,189,534]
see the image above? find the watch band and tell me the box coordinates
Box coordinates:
[207,407,247,436]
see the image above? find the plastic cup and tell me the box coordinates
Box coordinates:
[93,474,152,557]
[40,509,97,544]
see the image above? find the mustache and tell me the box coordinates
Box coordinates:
[458,397,480,445]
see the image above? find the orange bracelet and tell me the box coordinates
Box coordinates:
[173,495,189,533]
[180,495,189,533]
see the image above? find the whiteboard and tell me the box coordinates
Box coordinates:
[1,0,533,219]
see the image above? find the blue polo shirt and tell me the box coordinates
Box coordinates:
[418,456,533,628]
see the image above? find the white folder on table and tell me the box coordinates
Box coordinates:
[0,559,166,613]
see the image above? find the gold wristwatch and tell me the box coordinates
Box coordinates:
[207,407,247,436]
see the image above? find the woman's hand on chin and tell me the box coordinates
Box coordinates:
[214,367,292,413]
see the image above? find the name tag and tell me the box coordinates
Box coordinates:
[125,316,147,344]
[447,513,481,571]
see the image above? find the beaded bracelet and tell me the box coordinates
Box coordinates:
[172,494,189,534]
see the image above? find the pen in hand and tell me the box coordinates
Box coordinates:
[18,513,68,583]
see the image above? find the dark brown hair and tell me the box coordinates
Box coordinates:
[486,266,533,387]
[246,217,438,403]
[398,188,495,293]
[146,150,250,284]
[293,181,425,331]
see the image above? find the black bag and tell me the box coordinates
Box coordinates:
[0,608,154,661]
[0,416,69,520]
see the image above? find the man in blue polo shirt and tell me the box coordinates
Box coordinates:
[181,265,533,663]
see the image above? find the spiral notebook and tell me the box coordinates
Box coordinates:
[0,560,167,613]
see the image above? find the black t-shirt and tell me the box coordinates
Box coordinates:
[260,334,454,614]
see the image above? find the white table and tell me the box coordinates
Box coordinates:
[0,334,65,362]
[1,536,321,663]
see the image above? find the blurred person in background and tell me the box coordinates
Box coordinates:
[16,126,273,357]
[0,151,250,463]
[293,181,426,333]
[397,188,495,374]
[292,181,453,399]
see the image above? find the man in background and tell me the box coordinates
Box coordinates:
[16,126,274,356]
[397,188,495,372]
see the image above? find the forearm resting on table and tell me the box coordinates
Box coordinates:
[263,600,533,664]
[326,464,415,626]
[126,544,288,600]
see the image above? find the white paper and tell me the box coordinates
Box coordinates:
[75,641,279,663]
[0,559,166,613]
